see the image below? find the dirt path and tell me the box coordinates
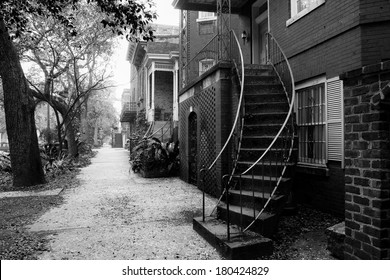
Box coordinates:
[28,147,220,260]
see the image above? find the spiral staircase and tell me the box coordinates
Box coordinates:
[192,33,297,259]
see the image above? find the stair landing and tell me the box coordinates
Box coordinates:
[193,216,273,259]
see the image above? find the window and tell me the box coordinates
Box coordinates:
[199,59,215,76]
[198,11,216,21]
[297,83,326,165]
[288,0,325,26]
[296,77,344,166]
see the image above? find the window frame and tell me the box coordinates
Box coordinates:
[196,11,217,23]
[295,75,344,168]
[198,58,216,76]
[296,77,327,166]
[287,0,325,26]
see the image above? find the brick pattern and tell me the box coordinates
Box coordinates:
[342,63,390,259]
[270,0,390,82]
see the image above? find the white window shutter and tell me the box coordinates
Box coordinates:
[327,78,344,166]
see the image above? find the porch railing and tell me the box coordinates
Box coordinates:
[182,33,231,88]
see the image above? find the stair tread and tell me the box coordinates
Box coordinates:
[219,203,275,220]
[229,190,284,200]
[237,160,295,166]
[232,174,291,182]
[246,112,287,116]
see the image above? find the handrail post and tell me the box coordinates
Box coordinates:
[200,166,206,222]
[222,174,231,241]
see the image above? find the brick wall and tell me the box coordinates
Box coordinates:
[270,0,390,82]
[342,61,390,259]
[294,162,345,217]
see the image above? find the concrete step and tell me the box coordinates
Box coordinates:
[228,190,286,212]
[217,204,278,238]
[193,216,273,259]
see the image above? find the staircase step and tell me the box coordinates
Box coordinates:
[228,190,286,211]
[236,161,294,177]
[193,216,273,259]
[244,75,279,85]
[239,66,275,77]
[229,174,292,193]
[244,84,285,96]
[241,135,287,149]
[243,124,282,136]
[217,204,278,237]
[245,102,289,114]
[245,112,287,125]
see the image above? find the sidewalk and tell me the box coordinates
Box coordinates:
[28,147,220,260]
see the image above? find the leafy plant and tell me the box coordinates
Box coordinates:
[131,138,179,177]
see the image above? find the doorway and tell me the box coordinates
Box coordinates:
[252,0,268,65]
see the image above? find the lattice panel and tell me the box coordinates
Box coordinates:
[179,86,218,196]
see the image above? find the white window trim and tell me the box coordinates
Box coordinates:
[287,0,325,27]
[196,11,217,23]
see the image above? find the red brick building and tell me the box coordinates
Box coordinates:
[173,0,390,259]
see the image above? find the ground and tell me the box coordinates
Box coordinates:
[0,148,342,260]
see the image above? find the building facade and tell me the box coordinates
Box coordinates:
[123,24,180,142]
[173,0,390,259]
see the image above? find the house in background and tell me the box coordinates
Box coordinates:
[173,0,390,259]
[126,24,180,142]
[119,88,137,146]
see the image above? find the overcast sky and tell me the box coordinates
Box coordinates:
[154,1,180,26]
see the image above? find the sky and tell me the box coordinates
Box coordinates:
[112,1,180,112]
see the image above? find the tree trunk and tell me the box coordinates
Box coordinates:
[0,19,46,187]
[65,117,78,157]
[80,97,89,143]
[93,124,99,146]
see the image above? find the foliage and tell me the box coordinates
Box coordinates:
[86,93,118,145]
[131,138,179,177]
[0,0,156,41]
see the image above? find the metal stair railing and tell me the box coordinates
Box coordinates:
[225,32,296,234]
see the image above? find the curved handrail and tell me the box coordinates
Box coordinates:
[206,30,245,172]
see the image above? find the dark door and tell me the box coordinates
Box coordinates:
[188,112,197,185]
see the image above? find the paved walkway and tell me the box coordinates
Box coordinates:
[28,147,220,260]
